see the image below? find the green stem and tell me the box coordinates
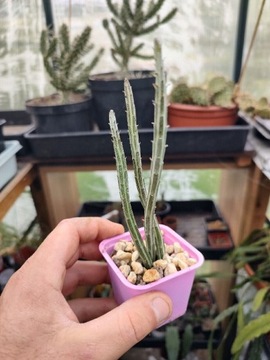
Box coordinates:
[109,110,152,268]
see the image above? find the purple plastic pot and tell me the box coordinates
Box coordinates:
[99,224,204,325]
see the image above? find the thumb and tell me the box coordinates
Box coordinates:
[71,292,172,360]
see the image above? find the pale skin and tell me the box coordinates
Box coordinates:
[0,217,172,359]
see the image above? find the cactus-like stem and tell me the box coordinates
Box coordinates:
[124,77,165,260]
[104,0,177,73]
[40,23,104,103]
[109,111,152,268]
[144,40,167,260]
[110,40,167,267]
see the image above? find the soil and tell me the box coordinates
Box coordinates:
[89,70,154,81]
[26,93,89,106]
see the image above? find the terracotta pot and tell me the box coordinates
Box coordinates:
[168,103,238,128]
[244,263,269,290]
[99,225,204,325]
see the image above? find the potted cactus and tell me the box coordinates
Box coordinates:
[99,41,204,325]
[168,76,238,128]
[89,0,177,130]
[26,23,104,134]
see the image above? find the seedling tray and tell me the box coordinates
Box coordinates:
[3,124,35,156]
[78,199,233,259]
[25,116,251,159]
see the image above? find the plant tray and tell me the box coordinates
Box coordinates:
[77,199,234,259]
[0,140,22,189]
[0,110,32,125]
[3,124,35,156]
[24,116,251,159]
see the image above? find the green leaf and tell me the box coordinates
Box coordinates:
[232,312,270,354]
[252,286,270,311]
[165,326,180,360]
[237,303,245,333]
[213,303,239,327]
[181,324,193,358]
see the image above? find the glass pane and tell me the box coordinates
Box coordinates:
[0,1,51,110]
[0,0,241,110]
[51,0,240,84]
[240,0,270,98]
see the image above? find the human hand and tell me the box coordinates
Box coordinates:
[0,217,172,359]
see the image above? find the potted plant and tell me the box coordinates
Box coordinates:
[0,220,41,293]
[89,0,177,130]
[168,0,267,130]
[208,227,270,359]
[168,75,238,128]
[99,41,204,325]
[26,23,104,134]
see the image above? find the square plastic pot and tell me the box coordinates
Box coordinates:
[99,224,204,325]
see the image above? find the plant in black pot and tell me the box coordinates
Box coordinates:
[26,23,104,134]
[89,0,177,130]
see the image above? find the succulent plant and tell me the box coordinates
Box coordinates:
[40,23,104,103]
[236,93,270,119]
[169,76,235,108]
[103,0,177,76]
[108,40,167,268]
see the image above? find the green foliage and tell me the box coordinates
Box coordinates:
[109,41,167,267]
[165,326,180,360]
[169,76,235,108]
[0,222,20,255]
[40,23,104,103]
[165,324,193,360]
[0,221,41,256]
[103,0,177,75]
[208,227,270,358]
[236,93,270,119]
[232,312,270,354]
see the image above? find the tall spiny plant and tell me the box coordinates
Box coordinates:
[109,40,167,268]
[103,0,177,76]
[40,23,104,103]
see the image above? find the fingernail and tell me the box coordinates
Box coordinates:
[151,297,171,324]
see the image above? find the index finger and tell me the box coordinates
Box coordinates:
[26,217,124,290]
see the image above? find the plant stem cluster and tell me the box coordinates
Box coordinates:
[40,24,104,103]
[109,40,167,268]
[103,0,177,76]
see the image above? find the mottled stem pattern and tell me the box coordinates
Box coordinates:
[109,40,167,267]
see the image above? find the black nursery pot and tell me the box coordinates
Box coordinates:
[26,96,94,134]
[89,70,155,130]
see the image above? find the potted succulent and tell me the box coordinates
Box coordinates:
[89,0,177,130]
[208,227,270,359]
[168,76,238,128]
[26,23,104,134]
[168,0,267,130]
[99,41,204,325]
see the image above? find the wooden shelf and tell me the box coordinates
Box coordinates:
[0,163,36,219]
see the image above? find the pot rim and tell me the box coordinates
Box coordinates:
[99,224,204,290]
[168,103,238,112]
